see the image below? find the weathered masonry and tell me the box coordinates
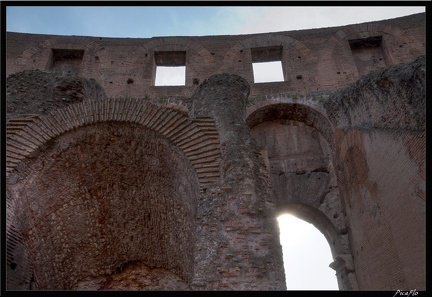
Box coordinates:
[5,12,425,290]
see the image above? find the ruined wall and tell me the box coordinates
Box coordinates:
[328,56,426,290]
[7,122,200,289]
[337,129,425,290]
[6,13,425,98]
[5,12,426,291]
[190,74,285,290]
[6,69,107,122]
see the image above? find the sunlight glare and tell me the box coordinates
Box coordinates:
[277,214,339,290]
[252,61,284,83]
[155,66,186,86]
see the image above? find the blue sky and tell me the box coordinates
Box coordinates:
[6,6,426,38]
[5,5,426,290]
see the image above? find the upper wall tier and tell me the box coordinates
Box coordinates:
[6,13,425,98]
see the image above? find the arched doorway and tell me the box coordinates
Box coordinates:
[6,100,222,290]
[277,213,338,290]
[7,122,200,290]
[246,101,357,290]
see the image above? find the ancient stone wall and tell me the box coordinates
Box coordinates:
[6,13,425,99]
[5,12,426,291]
[329,55,426,290]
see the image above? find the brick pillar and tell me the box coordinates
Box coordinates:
[190,73,286,290]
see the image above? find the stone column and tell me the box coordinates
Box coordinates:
[190,73,286,290]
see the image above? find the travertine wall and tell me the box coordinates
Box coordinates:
[6,12,425,291]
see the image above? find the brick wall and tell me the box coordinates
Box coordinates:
[5,12,426,290]
[6,13,425,99]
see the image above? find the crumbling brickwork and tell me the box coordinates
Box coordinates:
[5,13,425,291]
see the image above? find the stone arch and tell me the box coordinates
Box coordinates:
[246,101,358,290]
[220,34,314,85]
[277,202,343,260]
[130,38,215,87]
[6,99,221,290]
[277,202,357,290]
[246,100,335,150]
[246,101,343,229]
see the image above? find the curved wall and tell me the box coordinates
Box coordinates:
[6,14,425,99]
[7,122,200,289]
[5,12,426,291]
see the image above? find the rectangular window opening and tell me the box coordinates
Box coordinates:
[155,66,186,86]
[252,61,284,83]
[251,46,284,83]
[348,36,382,50]
[348,36,386,76]
[154,51,186,86]
[50,49,85,75]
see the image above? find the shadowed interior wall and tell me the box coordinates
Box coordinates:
[7,122,200,290]
[327,54,426,290]
[248,106,354,290]
[336,129,425,290]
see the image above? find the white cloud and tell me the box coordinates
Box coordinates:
[226,6,426,35]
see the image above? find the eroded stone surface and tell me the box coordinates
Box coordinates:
[6,69,106,122]
[7,122,199,290]
[74,261,190,290]
[5,13,426,291]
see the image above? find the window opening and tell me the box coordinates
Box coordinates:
[348,36,386,76]
[277,214,338,290]
[154,51,186,86]
[251,46,284,83]
[155,66,186,86]
[50,49,84,75]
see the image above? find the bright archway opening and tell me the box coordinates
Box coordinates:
[277,214,339,290]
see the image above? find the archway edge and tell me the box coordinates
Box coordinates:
[277,202,341,257]
[277,202,357,290]
[6,98,221,191]
[246,99,335,149]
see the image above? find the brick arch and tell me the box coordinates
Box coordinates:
[6,99,221,190]
[6,99,221,289]
[278,202,343,259]
[246,101,357,290]
[336,128,366,162]
[246,100,335,149]
[245,101,345,231]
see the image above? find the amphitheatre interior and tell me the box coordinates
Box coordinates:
[5,12,426,290]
